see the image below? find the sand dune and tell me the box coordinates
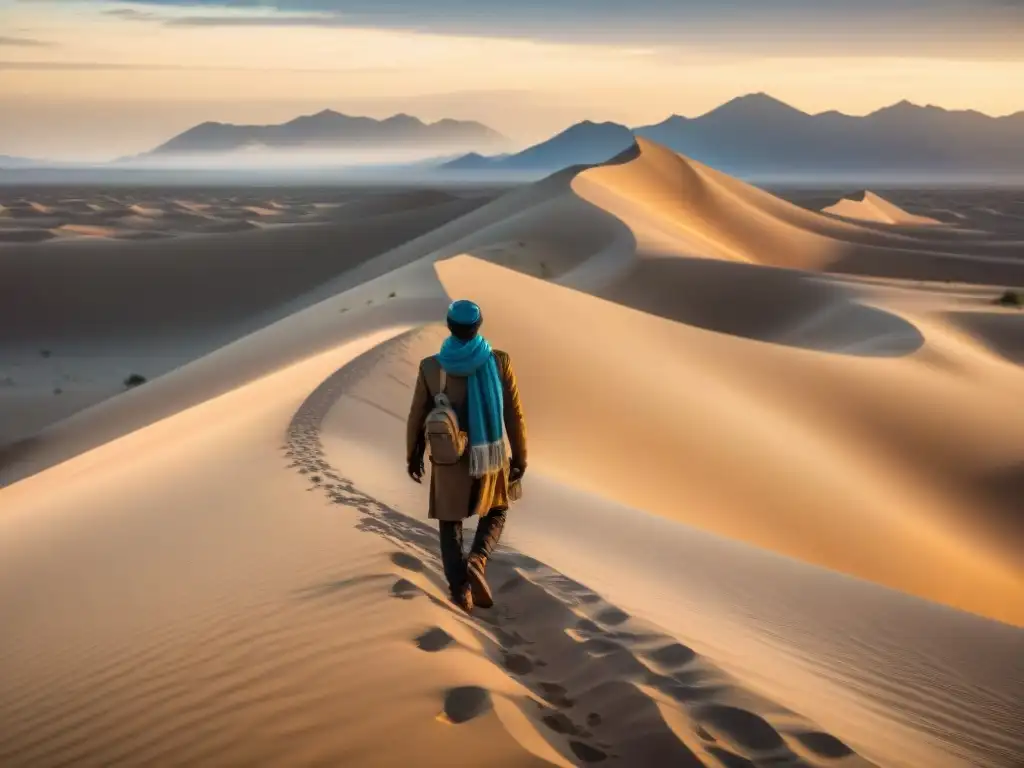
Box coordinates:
[0,188,493,447]
[1,139,1022,767]
[824,191,944,226]
[0,189,441,245]
[3,200,56,217]
[55,223,121,238]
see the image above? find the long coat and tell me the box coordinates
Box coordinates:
[406,350,528,521]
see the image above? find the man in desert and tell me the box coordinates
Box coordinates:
[406,299,528,614]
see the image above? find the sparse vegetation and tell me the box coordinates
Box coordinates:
[40,349,51,358]
[994,290,1022,308]
[124,373,147,388]
[388,291,397,298]
[53,387,62,395]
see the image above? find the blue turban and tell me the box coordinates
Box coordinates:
[447,300,481,326]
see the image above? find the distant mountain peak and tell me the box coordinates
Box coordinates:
[709,93,808,118]
[285,108,350,123]
[868,100,928,117]
[564,119,632,134]
[384,112,423,125]
[442,118,634,173]
[737,92,786,104]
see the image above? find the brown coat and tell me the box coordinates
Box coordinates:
[406,350,528,521]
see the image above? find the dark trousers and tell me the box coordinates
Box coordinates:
[439,508,507,596]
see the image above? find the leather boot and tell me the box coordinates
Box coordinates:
[465,553,493,609]
[452,582,474,614]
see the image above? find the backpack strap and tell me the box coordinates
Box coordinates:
[438,367,447,395]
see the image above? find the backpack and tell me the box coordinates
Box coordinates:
[424,365,468,466]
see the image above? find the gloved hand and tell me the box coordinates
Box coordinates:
[408,454,425,484]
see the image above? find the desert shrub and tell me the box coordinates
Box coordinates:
[994,290,1022,308]
[124,373,147,388]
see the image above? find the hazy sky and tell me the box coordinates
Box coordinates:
[1,0,1022,159]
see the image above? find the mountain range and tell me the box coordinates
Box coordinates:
[443,94,1024,176]
[139,110,508,159]
[4,95,1022,177]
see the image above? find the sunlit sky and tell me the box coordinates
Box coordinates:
[1,0,1022,160]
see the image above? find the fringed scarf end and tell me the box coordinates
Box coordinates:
[469,440,507,479]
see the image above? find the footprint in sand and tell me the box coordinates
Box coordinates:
[695,705,785,753]
[595,607,630,626]
[569,741,608,763]
[490,626,530,648]
[542,712,586,737]
[580,637,621,656]
[390,552,425,572]
[502,653,534,675]
[646,642,697,668]
[705,747,756,768]
[790,731,854,759]
[414,627,455,652]
[538,682,574,709]
[439,686,492,724]
[390,578,421,600]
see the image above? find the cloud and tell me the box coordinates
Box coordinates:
[0,36,52,47]
[0,60,399,73]
[76,0,1024,60]
[164,13,339,27]
[102,8,160,19]
[0,60,212,70]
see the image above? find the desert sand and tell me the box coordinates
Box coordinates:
[1,139,1022,767]
[822,190,943,226]
[0,186,495,446]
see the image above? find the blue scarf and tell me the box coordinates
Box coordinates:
[436,334,506,478]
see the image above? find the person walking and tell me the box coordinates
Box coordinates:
[406,300,527,614]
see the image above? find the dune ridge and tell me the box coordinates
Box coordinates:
[823,191,944,226]
[1,138,1022,767]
